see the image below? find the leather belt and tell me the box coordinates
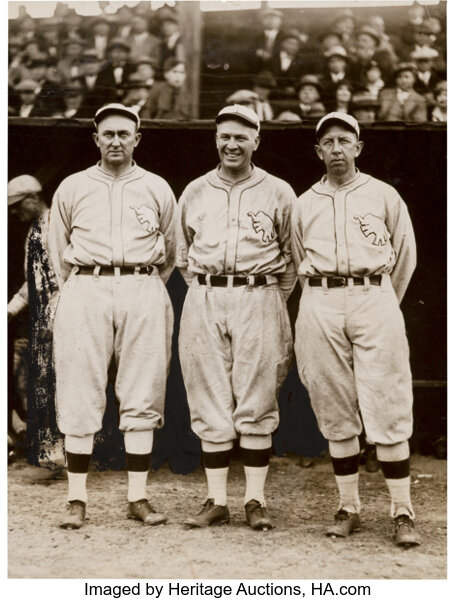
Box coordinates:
[76,265,155,276]
[197,274,267,287]
[308,275,382,288]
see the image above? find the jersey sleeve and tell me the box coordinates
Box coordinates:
[157,180,178,284]
[385,188,417,303]
[275,182,297,298]
[290,195,309,286]
[48,183,73,290]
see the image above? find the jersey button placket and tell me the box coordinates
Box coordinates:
[111,180,124,266]
[225,188,240,275]
[334,190,349,276]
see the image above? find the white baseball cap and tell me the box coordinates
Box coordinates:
[94,103,141,129]
[316,112,360,138]
[216,104,260,131]
[8,174,42,206]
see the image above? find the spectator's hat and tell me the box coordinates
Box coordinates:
[90,15,112,27]
[216,104,260,131]
[366,59,381,71]
[123,73,153,89]
[356,25,381,45]
[94,103,141,129]
[163,57,184,73]
[318,30,343,43]
[133,55,157,67]
[393,62,418,77]
[410,46,439,60]
[107,37,131,52]
[9,35,24,49]
[39,17,61,30]
[351,90,380,109]
[226,90,259,105]
[63,78,84,97]
[316,112,360,139]
[8,175,42,206]
[62,36,87,49]
[414,20,434,34]
[261,8,283,19]
[282,29,302,43]
[81,48,100,62]
[157,6,179,23]
[253,71,277,89]
[334,8,355,19]
[14,79,39,93]
[296,74,323,93]
[324,45,348,59]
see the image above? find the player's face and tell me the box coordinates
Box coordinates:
[315,124,363,177]
[216,120,259,174]
[93,115,141,169]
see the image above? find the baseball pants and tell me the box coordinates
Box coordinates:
[179,279,293,443]
[295,275,413,445]
[53,268,173,435]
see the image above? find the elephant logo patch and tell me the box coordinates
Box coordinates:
[247,211,277,243]
[130,204,159,234]
[354,213,390,247]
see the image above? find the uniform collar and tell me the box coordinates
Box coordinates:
[87,161,144,183]
[312,169,371,196]
[206,163,268,190]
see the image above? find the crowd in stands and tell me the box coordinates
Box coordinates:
[8,2,446,123]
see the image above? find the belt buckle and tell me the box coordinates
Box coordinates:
[332,276,346,288]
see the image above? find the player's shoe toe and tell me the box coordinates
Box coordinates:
[184,498,230,528]
[127,499,167,526]
[326,509,361,537]
[395,514,421,547]
[245,499,274,530]
[60,500,86,529]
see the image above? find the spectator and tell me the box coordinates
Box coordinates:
[364,60,385,99]
[350,25,396,88]
[366,15,398,63]
[56,37,87,82]
[87,15,112,60]
[145,57,190,119]
[17,14,37,42]
[430,80,446,122]
[54,79,86,118]
[252,71,276,120]
[8,174,63,469]
[225,90,259,113]
[270,29,306,97]
[122,73,154,117]
[27,55,65,116]
[351,90,380,122]
[129,13,160,65]
[411,46,441,102]
[378,62,427,122]
[132,56,156,87]
[75,49,106,118]
[159,13,185,73]
[249,8,285,74]
[117,5,134,38]
[320,46,350,106]
[95,37,136,103]
[292,75,326,119]
[331,8,357,54]
[330,79,353,114]
[37,17,61,59]
[395,20,436,63]
[10,79,40,117]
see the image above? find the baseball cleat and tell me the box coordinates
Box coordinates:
[394,514,421,547]
[326,509,361,538]
[127,499,167,526]
[184,498,230,528]
[60,500,86,529]
[245,499,274,531]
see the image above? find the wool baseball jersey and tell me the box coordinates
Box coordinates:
[49,163,177,287]
[291,171,416,302]
[176,165,295,277]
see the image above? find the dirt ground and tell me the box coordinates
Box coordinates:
[8,453,446,580]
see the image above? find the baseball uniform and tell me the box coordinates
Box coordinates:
[177,166,295,443]
[49,163,177,436]
[291,171,416,445]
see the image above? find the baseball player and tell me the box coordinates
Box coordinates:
[291,112,420,546]
[8,175,63,469]
[48,103,177,529]
[176,104,296,530]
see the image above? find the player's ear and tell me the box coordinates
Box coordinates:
[134,132,142,147]
[355,139,364,157]
[314,144,323,160]
[253,133,260,151]
[93,132,100,147]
